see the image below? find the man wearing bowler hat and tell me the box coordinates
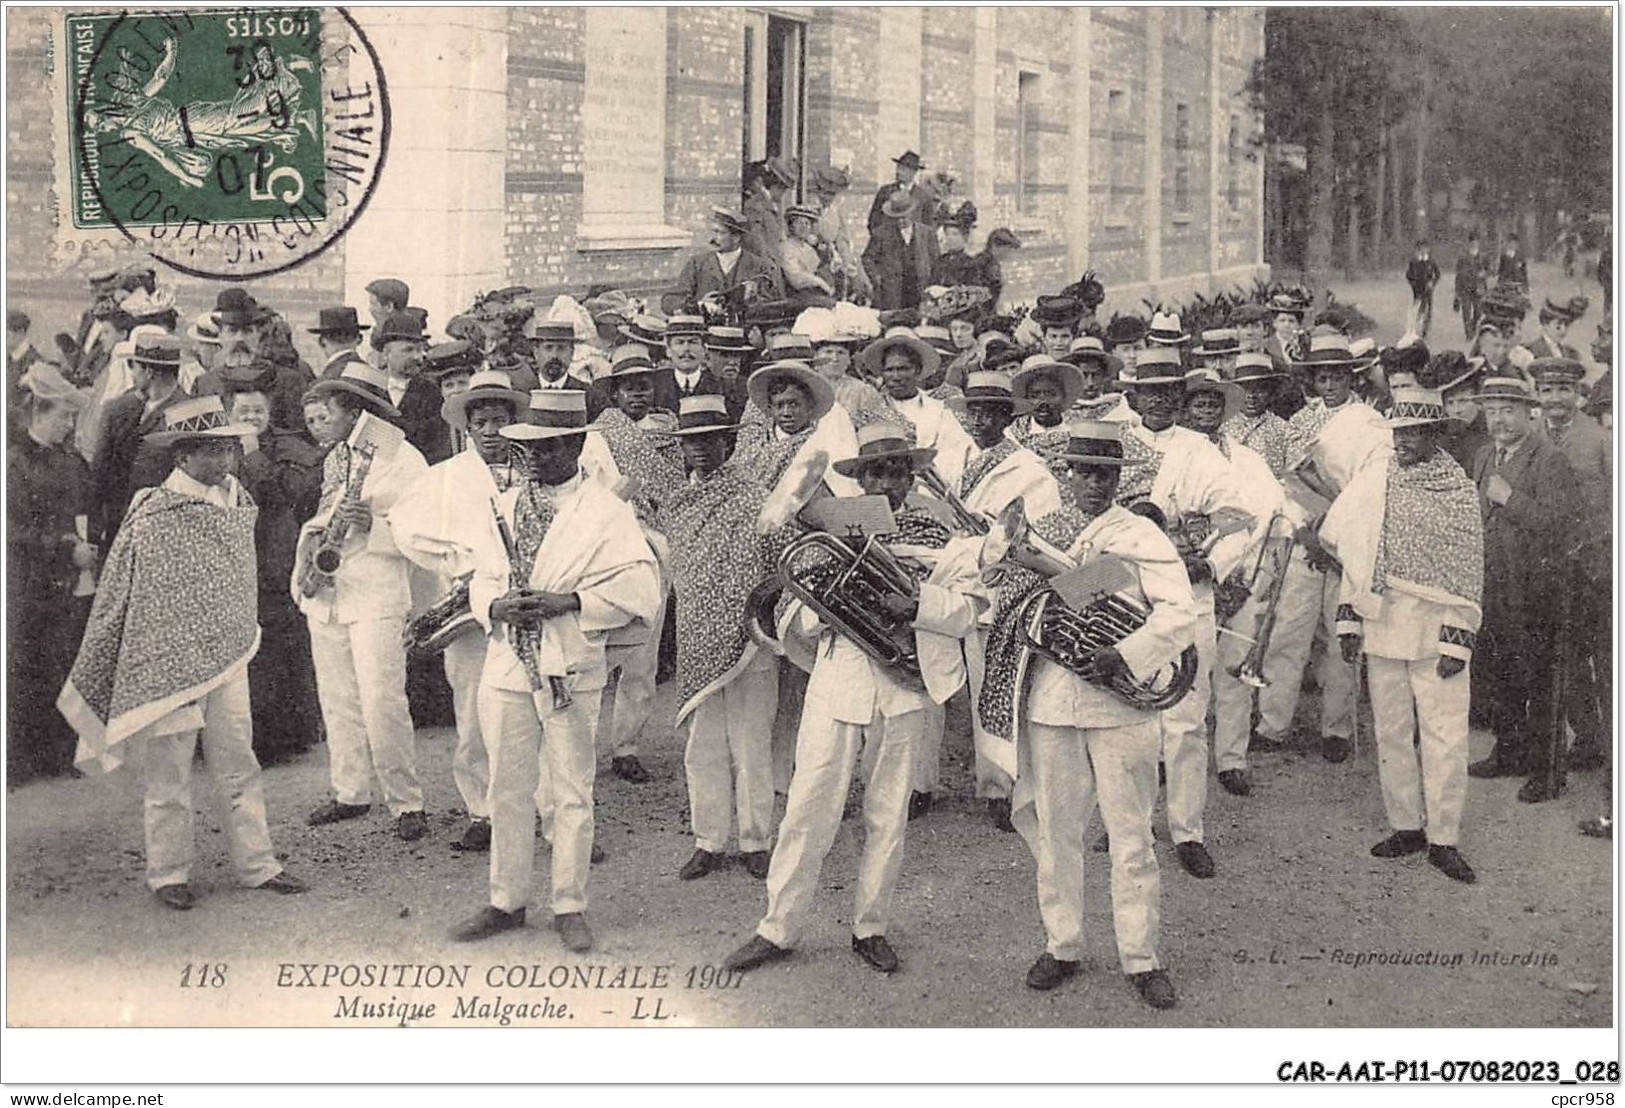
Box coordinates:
[60,395,309,910]
[310,306,370,380]
[194,289,311,437]
[868,150,925,235]
[90,331,189,548]
[298,362,433,842]
[672,208,785,313]
[449,390,660,951]
[371,309,451,463]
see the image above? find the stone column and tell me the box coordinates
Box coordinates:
[970,8,997,210]
[340,7,508,334]
[875,8,923,179]
[1144,8,1164,287]
[1066,9,1092,276]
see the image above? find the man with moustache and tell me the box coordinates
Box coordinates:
[653,315,746,421]
[194,289,310,435]
[526,317,605,422]
[672,208,784,312]
[310,306,371,380]
[90,332,189,548]
[371,310,452,463]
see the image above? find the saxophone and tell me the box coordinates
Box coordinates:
[298,441,379,598]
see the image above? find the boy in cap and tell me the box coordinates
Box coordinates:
[981,417,1195,1006]
[1321,387,1483,883]
[60,396,308,909]
[298,363,433,841]
[450,390,661,950]
[724,420,983,976]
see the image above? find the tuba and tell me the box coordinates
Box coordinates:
[776,528,926,687]
[984,498,1198,711]
[402,573,476,659]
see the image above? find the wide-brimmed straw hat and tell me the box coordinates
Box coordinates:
[945,371,1034,416]
[1122,346,1186,387]
[1291,326,1365,370]
[704,326,754,353]
[832,421,937,478]
[662,394,741,438]
[858,326,941,380]
[1184,367,1243,423]
[1231,351,1283,384]
[441,369,529,431]
[1192,329,1242,358]
[501,389,601,441]
[1012,354,1085,407]
[1062,335,1123,376]
[1043,418,1146,468]
[747,360,836,422]
[305,361,403,420]
[144,395,257,447]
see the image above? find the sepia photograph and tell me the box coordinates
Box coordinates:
[1,0,1617,1090]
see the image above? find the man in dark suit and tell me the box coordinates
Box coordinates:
[193,289,311,436]
[671,209,784,314]
[309,306,371,379]
[90,332,189,547]
[1468,374,1581,802]
[1497,235,1529,291]
[867,150,924,235]
[1453,232,1488,340]
[652,314,746,421]
[373,309,453,464]
[526,317,607,424]
[863,187,938,312]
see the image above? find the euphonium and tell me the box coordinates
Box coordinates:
[984,497,1197,711]
[402,573,476,658]
[776,529,924,685]
[298,440,379,598]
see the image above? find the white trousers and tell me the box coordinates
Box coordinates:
[1160,607,1216,844]
[1257,556,1354,742]
[480,684,601,915]
[770,660,808,794]
[142,674,282,891]
[910,700,948,793]
[443,632,491,820]
[308,616,423,816]
[599,592,665,759]
[1367,655,1470,846]
[1212,585,1268,773]
[757,707,921,948]
[1013,719,1162,973]
[685,660,779,853]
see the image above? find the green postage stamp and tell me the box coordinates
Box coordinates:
[60,7,389,278]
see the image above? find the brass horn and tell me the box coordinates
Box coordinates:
[776,529,926,688]
[1225,523,1298,689]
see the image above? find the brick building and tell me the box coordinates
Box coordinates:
[7,6,1267,349]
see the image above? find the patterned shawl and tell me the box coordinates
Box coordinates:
[1222,411,1297,479]
[1375,453,1483,604]
[59,485,260,773]
[1113,430,1164,507]
[960,438,1018,500]
[977,504,1092,739]
[594,407,685,522]
[734,410,817,490]
[660,461,776,718]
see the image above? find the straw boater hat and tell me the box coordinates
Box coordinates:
[618,313,668,348]
[765,331,816,363]
[127,332,184,372]
[663,394,740,437]
[524,317,582,344]
[1475,375,1539,405]
[1530,357,1586,386]
[747,360,836,421]
[665,314,707,339]
[704,326,754,353]
[305,361,403,420]
[915,323,958,355]
[500,389,601,441]
[1045,418,1145,467]
[1383,386,1449,429]
[1291,326,1365,371]
[307,306,369,336]
[1146,311,1189,346]
[1230,350,1283,384]
[785,203,822,226]
[186,312,221,346]
[441,368,529,430]
[1012,353,1085,407]
[604,343,660,380]
[1122,345,1186,387]
[144,394,257,448]
[1191,329,1241,359]
[858,326,941,380]
[1062,335,1123,376]
[1184,367,1243,422]
[945,370,1035,416]
[832,421,937,479]
[421,339,483,380]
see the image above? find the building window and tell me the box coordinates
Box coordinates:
[1106,87,1130,227]
[1016,71,1040,215]
[1173,101,1191,221]
[743,12,805,191]
[1227,114,1241,213]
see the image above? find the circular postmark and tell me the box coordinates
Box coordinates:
[69,7,389,281]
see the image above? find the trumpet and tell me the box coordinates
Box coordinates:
[1225,522,1299,689]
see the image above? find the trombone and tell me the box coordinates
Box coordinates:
[1221,512,1296,688]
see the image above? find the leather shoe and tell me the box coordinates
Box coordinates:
[907,790,933,821]
[397,810,429,841]
[988,798,1015,833]
[612,755,651,784]
[724,934,790,973]
[1248,731,1287,754]
[554,912,593,953]
[1024,952,1079,991]
[679,848,720,880]
[154,883,196,911]
[740,850,771,880]
[1517,777,1561,804]
[1568,748,1607,772]
[1579,815,1614,840]
[1130,969,1177,1010]
[255,871,308,895]
[1321,735,1350,763]
[1092,831,1111,854]
[1370,829,1428,858]
[591,841,607,865]
[851,934,899,974]
[451,818,491,853]
[1218,769,1251,797]
[307,799,370,826]
[451,905,526,942]
[1427,844,1476,884]
[1468,752,1523,779]
[1175,840,1215,879]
